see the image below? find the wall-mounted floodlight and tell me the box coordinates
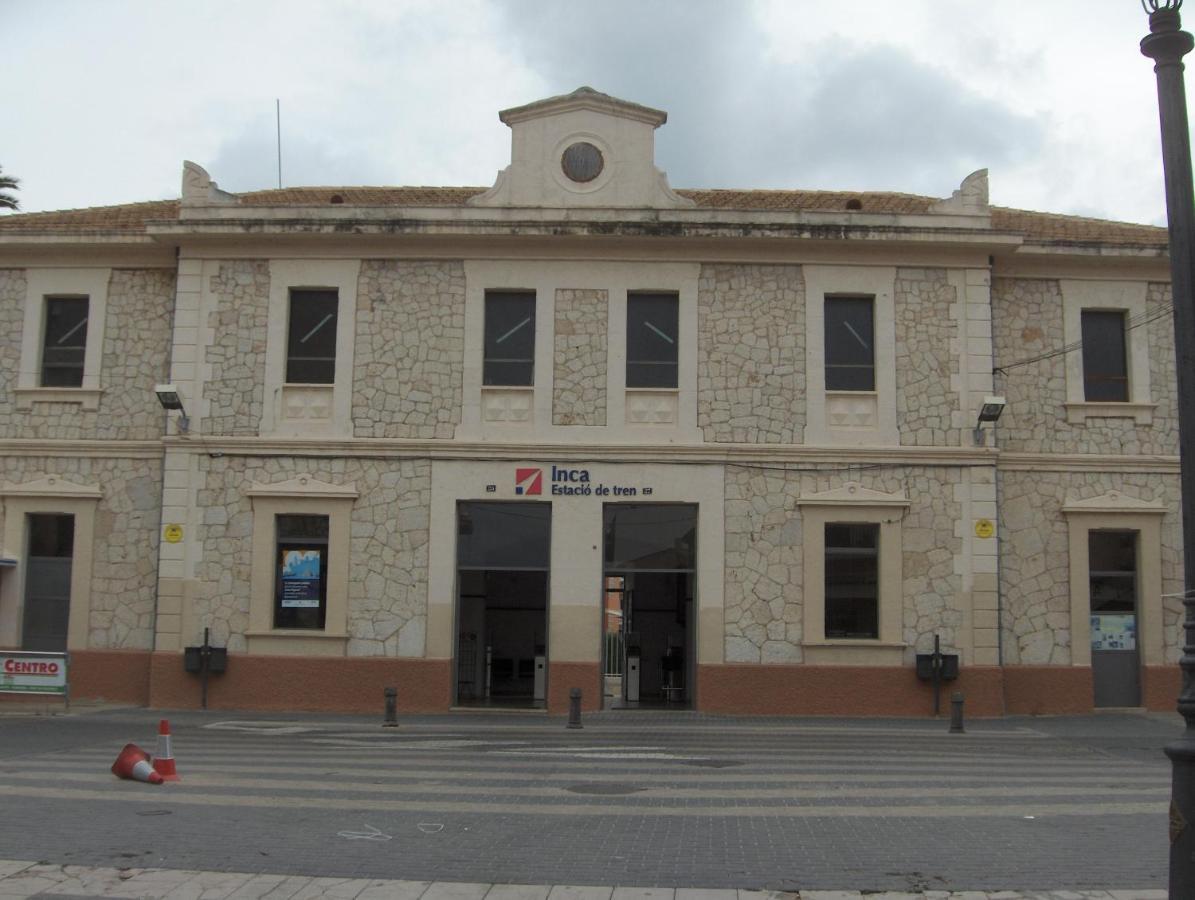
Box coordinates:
[155,384,190,433]
[973,396,1006,446]
[977,396,1006,423]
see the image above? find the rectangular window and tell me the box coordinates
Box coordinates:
[1089,530,1137,614]
[825,296,875,391]
[1081,310,1129,402]
[286,289,338,384]
[825,522,879,639]
[274,514,329,629]
[627,292,678,388]
[483,291,536,386]
[41,297,89,387]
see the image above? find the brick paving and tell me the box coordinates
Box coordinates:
[0,709,1175,896]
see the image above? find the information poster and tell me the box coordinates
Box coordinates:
[280,548,322,608]
[1091,613,1137,651]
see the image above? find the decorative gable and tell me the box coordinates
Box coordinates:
[1062,491,1165,515]
[469,87,694,210]
[797,482,911,508]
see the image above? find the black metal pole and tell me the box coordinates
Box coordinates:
[201,626,209,711]
[1141,4,1195,893]
[567,688,583,729]
[932,634,942,716]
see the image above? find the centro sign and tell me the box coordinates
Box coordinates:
[514,466,653,498]
[0,651,69,696]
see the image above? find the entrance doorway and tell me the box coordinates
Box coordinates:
[22,513,74,652]
[1089,530,1141,707]
[455,502,549,708]
[602,504,696,708]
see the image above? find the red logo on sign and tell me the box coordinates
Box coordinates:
[515,468,542,496]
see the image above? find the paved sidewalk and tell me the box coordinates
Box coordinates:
[0,861,1169,900]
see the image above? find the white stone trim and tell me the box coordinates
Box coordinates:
[460,260,701,443]
[18,268,110,395]
[1063,496,1165,669]
[426,460,725,667]
[262,259,360,437]
[246,487,356,654]
[803,266,898,445]
[0,478,102,650]
[1060,279,1152,421]
[798,482,908,656]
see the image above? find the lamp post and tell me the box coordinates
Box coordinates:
[1140,1,1195,893]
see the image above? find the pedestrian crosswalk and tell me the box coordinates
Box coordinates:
[0,713,1173,893]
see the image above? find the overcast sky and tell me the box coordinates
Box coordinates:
[1,0,1179,225]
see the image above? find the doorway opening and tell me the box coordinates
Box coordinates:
[1090,529,1141,707]
[602,503,696,709]
[22,513,74,652]
[455,502,550,708]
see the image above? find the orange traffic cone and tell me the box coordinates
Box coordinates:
[152,719,181,782]
[111,743,163,785]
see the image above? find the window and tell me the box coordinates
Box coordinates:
[41,297,88,387]
[1081,310,1129,402]
[286,290,338,384]
[824,523,879,639]
[483,291,535,386]
[273,514,329,630]
[825,296,875,391]
[22,514,75,651]
[627,292,678,388]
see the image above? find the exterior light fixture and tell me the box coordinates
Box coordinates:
[154,384,190,432]
[977,396,1006,423]
[973,396,1005,446]
[1142,0,1182,13]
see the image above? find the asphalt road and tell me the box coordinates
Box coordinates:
[0,707,1178,894]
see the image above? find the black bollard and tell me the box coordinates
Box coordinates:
[383,686,398,727]
[567,687,583,729]
[949,691,965,734]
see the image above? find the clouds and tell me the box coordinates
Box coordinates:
[0,0,1176,223]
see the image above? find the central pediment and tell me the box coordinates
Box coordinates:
[469,87,694,210]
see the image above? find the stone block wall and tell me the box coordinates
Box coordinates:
[992,277,1179,455]
[896,267,959,446]
[353,261,465,439]
[698,264,804,443]
[0,269,27,432]
[999,470,1183,665]
[723,465,963,664]
[203,261,269,437]
[1,455,161,650]
[0,268,173,440]
[553,288,607,426]
[193,456,431,656]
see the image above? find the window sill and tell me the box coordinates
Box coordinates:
[245,629,348,657]
[14,387,102,411]
[801,639,906,666]
[1064,401,1155,425]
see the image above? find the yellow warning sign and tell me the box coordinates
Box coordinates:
[974,519,995,539]
[163,524,184,543]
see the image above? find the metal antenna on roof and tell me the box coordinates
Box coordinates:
[276,99,283,189]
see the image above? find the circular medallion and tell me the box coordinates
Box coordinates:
[974,519,995,539]
[561,142,604,183]
[163,523,184,543]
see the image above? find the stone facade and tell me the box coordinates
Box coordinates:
[552,288,607,426]
[999,470,1184,665]
[96,269,175,440]
[723,465,963,664]
[992,277,1179,456]
[896,267,959,447]
[193,456,431,655]
[203,261,269,437]
[0,269,27,435]
[353,260,465,439]
[698,264,804,443]
[0,268,173,441]
[0,455,161,650]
